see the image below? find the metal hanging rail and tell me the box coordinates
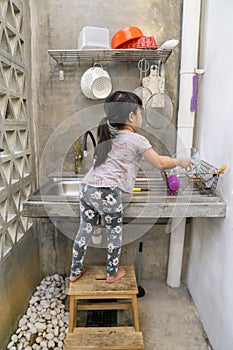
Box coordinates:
[48,49,172,65]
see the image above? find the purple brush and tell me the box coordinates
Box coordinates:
[190,74,198,112]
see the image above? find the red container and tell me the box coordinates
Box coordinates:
[136,36,158,49]
[112,26,144,49]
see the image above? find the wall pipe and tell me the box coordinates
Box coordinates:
[167,0,202,288]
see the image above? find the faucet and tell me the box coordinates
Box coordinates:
[83,130,96,157]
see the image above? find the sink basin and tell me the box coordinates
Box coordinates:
[28,175,159,202]
[29,178,83,201]
[42,180,81,196]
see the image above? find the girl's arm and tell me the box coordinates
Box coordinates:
[142,148,193,170]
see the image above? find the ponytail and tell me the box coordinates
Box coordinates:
[94,117,112,168]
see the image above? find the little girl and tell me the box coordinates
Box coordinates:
[70,91,193,283]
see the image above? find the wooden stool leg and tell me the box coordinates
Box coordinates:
[131,294,140,331]
[68,296,76,332]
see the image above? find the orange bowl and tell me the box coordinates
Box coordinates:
[112,26,144,49]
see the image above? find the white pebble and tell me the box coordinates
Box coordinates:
[46,332,54,340]
[62,315,69,324]
[27,322,34,329]
[40,300,49,308]
[52,318,58,326]
[54,274,61,281]
[30,296,39,304]
[40,340,47,348]
[54,326,59,337]
[30,326,38,334]
[57,341,63,347]
[58,320,64,327]
[48,340,55,348]
[59,333,65,341]
[7,341,14,349]
[25,346,32,350]
[44,313,51,320]
[21,325,28,331]
[34,322,46,331]
[46,328,54,334]
[25,332,32,341]
[36,305,43,312]
[18,343,23,350]
[36,336,42,343]
[50,302,56,309]
[11,334,18,343]
[18,317,27,327]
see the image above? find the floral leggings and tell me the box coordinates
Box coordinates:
[70,184,123,277]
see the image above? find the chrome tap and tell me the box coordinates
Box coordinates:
[83,130,96,157]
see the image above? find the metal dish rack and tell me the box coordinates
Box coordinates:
[189,160,220,194]
[162,160,224,195]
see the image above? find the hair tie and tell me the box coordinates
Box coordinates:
[106,119,115,129]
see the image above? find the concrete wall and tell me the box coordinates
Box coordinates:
[187,1,233,349]
[30,0,182,173]
[0,1,41,348]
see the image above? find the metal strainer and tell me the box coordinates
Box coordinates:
[144,92,173,129]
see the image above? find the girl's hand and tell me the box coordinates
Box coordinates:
[177,158,194,170]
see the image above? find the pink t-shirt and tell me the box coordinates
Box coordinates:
[82,130,152,193]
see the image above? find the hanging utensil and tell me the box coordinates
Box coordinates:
[134,58,151,106]
[144,92,173,130]
[142,64,159,94]
[151,61,165,108]
[144,60,173,129]
[190,74,198,112]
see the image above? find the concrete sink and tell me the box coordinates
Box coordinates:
[28,176,157,202]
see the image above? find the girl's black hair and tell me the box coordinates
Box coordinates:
[94,91,142,168]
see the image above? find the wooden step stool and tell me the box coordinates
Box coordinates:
[65,265,144,350]
[67,265,140,332]
[64,327,144,350]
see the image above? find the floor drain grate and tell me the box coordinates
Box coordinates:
[86,310,117,327]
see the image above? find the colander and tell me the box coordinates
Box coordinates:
[80,64,112,100]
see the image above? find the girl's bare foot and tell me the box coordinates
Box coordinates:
[69,268,87,282]
[106,267,126,284]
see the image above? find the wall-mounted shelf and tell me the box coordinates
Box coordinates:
[48,48,172,65]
